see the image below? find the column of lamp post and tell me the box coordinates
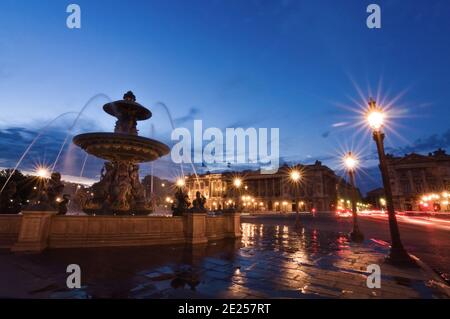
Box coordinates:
[343,152,364,242]
[290,170,301,227]
[233,178,242,212]
[366,98,415,266]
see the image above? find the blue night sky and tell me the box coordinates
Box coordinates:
[1,0,450,193]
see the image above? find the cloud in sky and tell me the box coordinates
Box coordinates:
[0,112,205,184]
[173,107,201,126]
[387,129,450,155]
[1,116,449,195]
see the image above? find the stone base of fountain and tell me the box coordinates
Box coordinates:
[82,206,152,216]
[0,211,242,252]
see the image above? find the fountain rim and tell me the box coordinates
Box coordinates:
[72,132,170,162]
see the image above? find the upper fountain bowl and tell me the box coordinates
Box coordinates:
[103,99,152,121]
[73,133,170,163]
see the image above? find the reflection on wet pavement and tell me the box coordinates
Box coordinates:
[0,218,448,299]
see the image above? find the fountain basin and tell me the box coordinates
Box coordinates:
[103,100,152,120]
[73,133,170,162]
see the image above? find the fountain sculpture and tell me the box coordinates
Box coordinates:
[73,91,170,215]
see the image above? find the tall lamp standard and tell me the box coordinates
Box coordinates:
[367,98,415,266]
[233,178,242,212]
[176,178,185,189]
[343,152,364,242]
[290,170,301,227]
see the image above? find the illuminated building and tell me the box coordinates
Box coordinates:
[385,148,450,211]
[185,161,356,212]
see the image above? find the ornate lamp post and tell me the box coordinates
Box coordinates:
[290,169,301,227]
[233,178,242,211]
[367,98,415,266]
[343,152,364,242]
[176,178,185,188]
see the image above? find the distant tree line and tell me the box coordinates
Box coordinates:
[0,169,38,213]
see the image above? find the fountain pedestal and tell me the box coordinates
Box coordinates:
[11,211,57,252]
[185,213,208,245]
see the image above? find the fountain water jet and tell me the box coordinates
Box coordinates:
[154,101,201,188]
[0,111,78,195]
[51,93,113,173]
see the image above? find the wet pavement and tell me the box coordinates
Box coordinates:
[358,214,450,282]
[0,213,449,299]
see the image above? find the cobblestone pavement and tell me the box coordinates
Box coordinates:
[0,215,449,299]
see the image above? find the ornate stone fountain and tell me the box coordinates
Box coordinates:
[73,91,169,215]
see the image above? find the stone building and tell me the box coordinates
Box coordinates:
[185,161,356,212]
[365,187,385,210]
[385,148,450,211]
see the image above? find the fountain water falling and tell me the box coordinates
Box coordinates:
[0,111,78,194]
[79,153,89,179]
[50,93,113,173]
[154,102,201,188]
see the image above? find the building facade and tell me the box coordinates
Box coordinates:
[185,161,356,212]
[365,187,385,210]
[385,148,450,212]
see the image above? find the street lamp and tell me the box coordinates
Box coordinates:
[35,166,50,179]
[176,178,185,188]
[367,98,415,266]
[233,177,242,211]
[290,169,302,227]
[343,152,364,242]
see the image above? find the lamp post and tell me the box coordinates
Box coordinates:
[367,98,415,266]
[176,178,185,188]
[290,170,301,227]
[233,178,242,212]
[343,152,364,242]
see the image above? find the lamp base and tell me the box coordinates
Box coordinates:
[349,230,364,243]
[385,247,418,268]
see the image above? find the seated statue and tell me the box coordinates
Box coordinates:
[47,172,64,205]
[190,191,207,213]
[58,194,70,215]
[172,188,190,216]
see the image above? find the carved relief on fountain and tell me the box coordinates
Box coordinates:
[83,161,154,215]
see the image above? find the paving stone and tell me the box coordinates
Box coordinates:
[0,219,448,299]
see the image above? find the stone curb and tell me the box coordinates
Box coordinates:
[409,253,450,298]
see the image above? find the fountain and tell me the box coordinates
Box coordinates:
[73,91,170,215]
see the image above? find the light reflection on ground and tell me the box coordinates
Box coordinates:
[0,214,448,298]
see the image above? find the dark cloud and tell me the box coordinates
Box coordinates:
[173,107,201,126]
[388,129,450,155]
[0,124,103,179]
[224,119,258,129]
[0,121,192,183]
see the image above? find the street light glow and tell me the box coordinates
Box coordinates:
[35,166,50,178]
[233,178,242,188]
[290,170,301,182]
[176,178,185,187]
[344,152,358,170]
[366,98,385,131]
[367,109,384,131]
